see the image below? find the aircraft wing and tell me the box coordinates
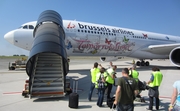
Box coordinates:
[141,43,180,55]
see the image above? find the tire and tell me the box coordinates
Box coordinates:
[145,61,149,66]
[136,61,140,66]
[11,67,15,70]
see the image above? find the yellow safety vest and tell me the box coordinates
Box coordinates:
[106,68,115,84]
[91,68,100,83]
[131,70,139,82]
[149,71,163,87]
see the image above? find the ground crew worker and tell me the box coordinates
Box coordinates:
[88,62,101,101]
[106,63,117,99]
[146,67,163,110]
[132,59,135,65]
[129,65,139,82]
[95,67,107,107]
[129,65,145,102]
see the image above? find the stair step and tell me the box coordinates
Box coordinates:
[35,70,62,73]
[36,70,63,75]
[33,82,63,86]
[37,61,62,64]
[36,64,61,67]
[37,56,61,59]
[35,74,62,77]
[32,87,64,90]
[34,77,63,80]
[36,63,62,66]
[39,53,61,56]
[31,91,64,96]
[35,67,62,70]
[33,80,63,84]
[36,67,61,71]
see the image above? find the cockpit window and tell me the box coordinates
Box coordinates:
[29,25,34,29]
[23,25,28,29]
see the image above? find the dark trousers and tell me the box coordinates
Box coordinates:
[97,88,105,107]
[106,82,113,99]
[88,82,95,101]
[149,96,159,110]
[117,103,134,111]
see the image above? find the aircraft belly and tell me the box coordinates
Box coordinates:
[129,50,168,59]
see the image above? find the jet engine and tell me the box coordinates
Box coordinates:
[169,47,180,67]
[100,56,121,62]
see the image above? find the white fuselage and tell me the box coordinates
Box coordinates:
[4,20,180,60]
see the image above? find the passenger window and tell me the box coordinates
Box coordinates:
[23,25,28,29]
[29,25,34,29]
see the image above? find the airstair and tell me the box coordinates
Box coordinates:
[26,10,69,98]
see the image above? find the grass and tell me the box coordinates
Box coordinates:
[0,56,28,60]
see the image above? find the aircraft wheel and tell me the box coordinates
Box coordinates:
[136,61,140,66]
[9,67,12,70]
[145,61,149,66]
[11,67,15,70]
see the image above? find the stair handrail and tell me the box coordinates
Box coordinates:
[29,55,38,98]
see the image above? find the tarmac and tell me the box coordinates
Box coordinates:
[0,57,179,111]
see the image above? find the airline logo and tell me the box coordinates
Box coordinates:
[78,23,134,35]
[66,22,134,35]
[67,22,75,28]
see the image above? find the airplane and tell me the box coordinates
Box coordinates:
[4,20,180,67]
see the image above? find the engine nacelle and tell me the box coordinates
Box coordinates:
[100,56,121,62]
[169,47,180,67]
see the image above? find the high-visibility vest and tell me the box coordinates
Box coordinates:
[131,70,139,82]
[106,68,115,84]
[91,68,100,83]
[149,71,163,87]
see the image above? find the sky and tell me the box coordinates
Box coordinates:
[0,0,180,56]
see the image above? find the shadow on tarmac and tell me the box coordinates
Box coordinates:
[138,65,178,70]
[33,97,68,102]
[135,98,169,110]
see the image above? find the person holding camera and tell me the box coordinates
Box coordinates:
[95,67,107,107]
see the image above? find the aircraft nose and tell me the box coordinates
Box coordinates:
[4,31,14,44]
